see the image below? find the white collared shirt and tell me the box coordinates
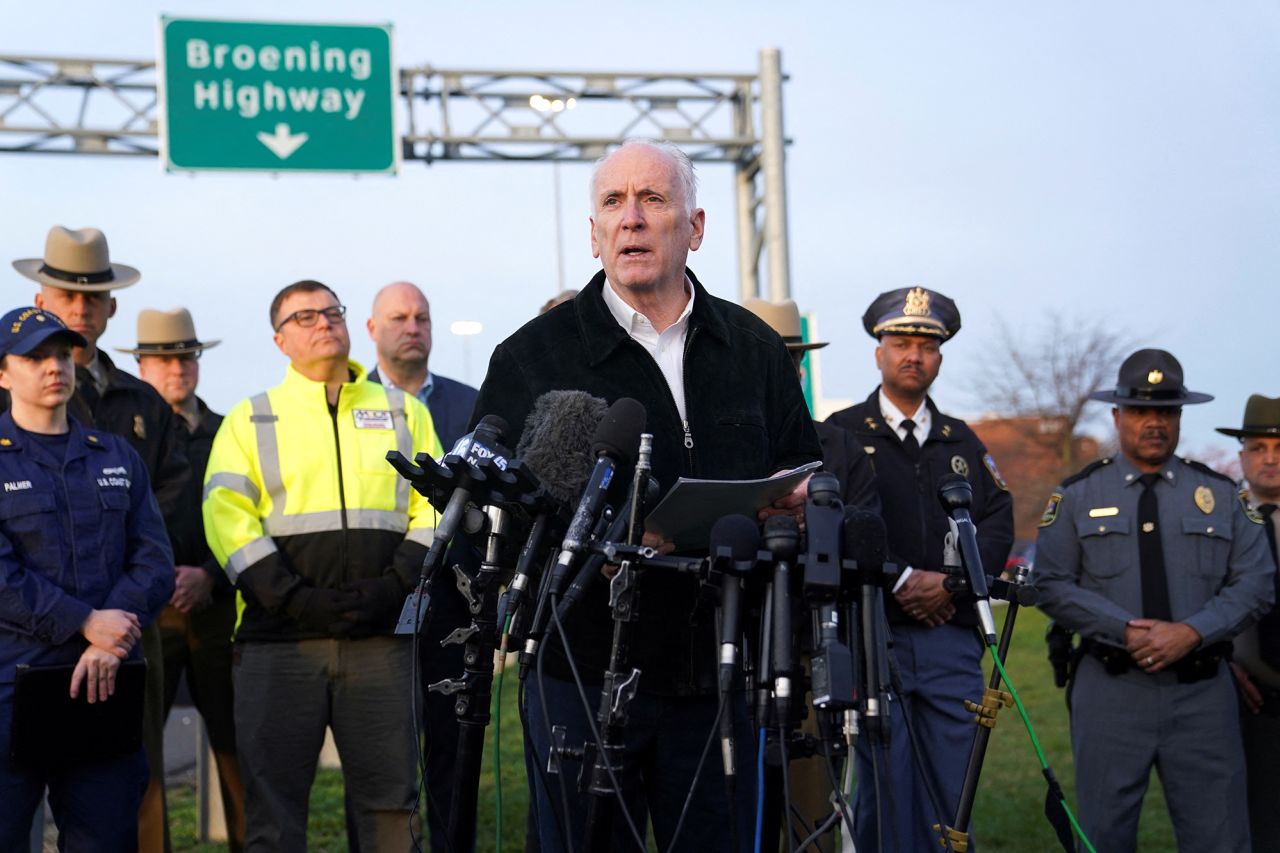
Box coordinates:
[878,388,930,446]
[602,277,694,421]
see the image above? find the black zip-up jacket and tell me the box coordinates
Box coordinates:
[471,269,821,695]
[826,389,1015,627]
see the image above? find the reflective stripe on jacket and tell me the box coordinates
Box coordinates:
[203,360,441,640]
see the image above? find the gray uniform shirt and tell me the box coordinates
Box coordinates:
[1233,492,1280,687]
[1033,454,1273,650]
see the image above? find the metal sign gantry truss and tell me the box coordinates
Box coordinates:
[0,47,792,300]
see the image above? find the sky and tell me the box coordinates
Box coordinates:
[2,2,1277,464]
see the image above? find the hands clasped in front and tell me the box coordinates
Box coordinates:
[1125,618,1202,673]
[73,608,142,703]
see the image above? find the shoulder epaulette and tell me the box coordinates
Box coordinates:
[1181,457,1235,484]
[1060,457,1112,489]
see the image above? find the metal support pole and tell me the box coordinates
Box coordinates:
[759,47,791,302]
[735,160,760,302]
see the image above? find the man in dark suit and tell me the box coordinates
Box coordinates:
[365,280,476,852]
[366,281,478,449]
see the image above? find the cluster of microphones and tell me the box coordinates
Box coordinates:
[385,389,1000,765]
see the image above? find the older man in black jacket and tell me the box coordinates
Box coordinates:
[471,139,820,853]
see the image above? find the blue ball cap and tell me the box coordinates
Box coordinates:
[0,306,88,358]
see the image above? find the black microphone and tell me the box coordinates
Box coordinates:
[803,472,844,601]
[503,392,608,620]
[556,478,660,623]
[424,414,508,577]
[391,414,508,635]
[937,473,998,645]
[763,515,801,725]
[708,514,763,782]
[549,397,647,592]
[846,509,892,734]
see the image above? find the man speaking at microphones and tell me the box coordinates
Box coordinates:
[471,139,820,853]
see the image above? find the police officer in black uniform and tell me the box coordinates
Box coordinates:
[826,286,1014,852]
[11,226,188,852]
[1034,349,1272,853]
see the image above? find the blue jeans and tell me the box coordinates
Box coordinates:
[524,673,756,853]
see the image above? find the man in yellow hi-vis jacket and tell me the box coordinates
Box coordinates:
[203,280,441,853]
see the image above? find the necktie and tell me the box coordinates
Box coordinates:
[1254,504,1280,667]
[71,367,99,427]
[1138,473,1173,621]
[900,418,920,456]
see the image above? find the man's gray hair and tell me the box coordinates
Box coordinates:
[589,138,699,215]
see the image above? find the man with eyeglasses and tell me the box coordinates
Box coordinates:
[203,280,441,852]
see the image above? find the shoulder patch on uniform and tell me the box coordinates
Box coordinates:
[1061,457,1111,489]
[983,453,1007,491]
[1181,457,1235,484]
[1240,489,1265,524]
[1039,491,1063,527]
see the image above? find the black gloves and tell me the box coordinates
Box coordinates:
[340,576,407,635]
[284,587,360,635]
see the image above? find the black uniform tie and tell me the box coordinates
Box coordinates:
[900,418,920,456]
[1138,473,1173,621]
[70,367,100,427]
[1254,504,1280,667]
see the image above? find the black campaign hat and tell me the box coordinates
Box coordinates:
[1089,348,1213,407]
[862,287,961,341]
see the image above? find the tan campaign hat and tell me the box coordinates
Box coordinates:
[743,298,828,352]
[13,225,140,292]
[114,307,220,356]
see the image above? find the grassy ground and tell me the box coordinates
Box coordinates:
[171,608,1179,851]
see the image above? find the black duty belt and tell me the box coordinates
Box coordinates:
[1081,638,1231,685]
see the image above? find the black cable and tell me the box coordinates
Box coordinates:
[518,671,571,852]
[550,596,648,852]
[535,625,579,853]
[794,810,842,853]
[883,645,957,853]
[778,727,796,853]
[786,801,820,852]
[403,577,460,853]
[820,736,855,838]
[666,683,729,852]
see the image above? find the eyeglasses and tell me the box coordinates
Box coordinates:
[275,305,347,332]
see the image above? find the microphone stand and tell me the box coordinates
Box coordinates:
[944,564,1032,853]
[580,434,652,853]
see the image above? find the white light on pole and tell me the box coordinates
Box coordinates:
[450,320,483,384]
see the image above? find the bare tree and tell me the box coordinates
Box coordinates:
[973,312,1139,469]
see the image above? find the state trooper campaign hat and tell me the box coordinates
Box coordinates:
[0,306,88,358]
[114,307,221,357]
[862,286,961,341]
[1215,394,1280,439]
[12,225,140,293]
[1089,348,1213,407]
[743,298,828,352]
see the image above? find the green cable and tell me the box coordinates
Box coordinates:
[493,613,512,853]
[987,644,1097,853]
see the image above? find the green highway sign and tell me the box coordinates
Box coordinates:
[159,17,397,174]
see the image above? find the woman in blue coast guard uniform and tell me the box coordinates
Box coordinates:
[0,306,174,851]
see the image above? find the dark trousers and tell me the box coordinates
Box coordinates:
[138,621,170,853]
[854,622,984,853]
[0,695,148,851]
[233,637,419,853]
[524,674,756,853]
[160,597,245,851]
[1242,707,1280,853]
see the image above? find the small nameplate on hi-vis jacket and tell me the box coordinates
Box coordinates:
[353,409,393,430]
